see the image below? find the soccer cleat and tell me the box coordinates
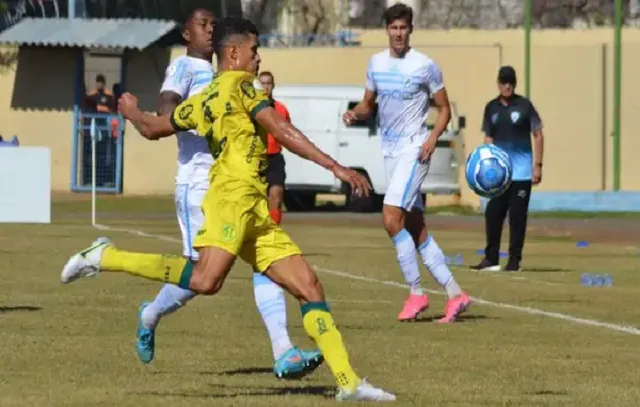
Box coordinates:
[273,346,323,379]
[60,237,112,284]
[335,378,397,401]
[397,293,429,321]
[136,301,155,364]
[504,258,521,272]
[470,258,500,272]
[300,348,324,372]
[437,292,471,323]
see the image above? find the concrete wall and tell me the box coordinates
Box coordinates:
[2,28,640,208]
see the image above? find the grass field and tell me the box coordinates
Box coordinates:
[1,195,640,406]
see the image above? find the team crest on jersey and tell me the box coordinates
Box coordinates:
[403,76,412,88]
[491,113,498,124]
[221,223,237,242]
[240,81,256,99]
[179,104,193,120]
[511,111,520,123]
[166,64,177,77]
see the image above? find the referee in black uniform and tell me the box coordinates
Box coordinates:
[471,66,545,272]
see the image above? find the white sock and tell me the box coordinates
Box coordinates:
[253,272,293,361]
[141,284,197,329]
[418,235,463,299]
[392,229,423,296]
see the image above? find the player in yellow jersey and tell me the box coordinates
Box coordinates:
[60,17,395,402]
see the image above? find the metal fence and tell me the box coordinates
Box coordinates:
[71,111,123,193]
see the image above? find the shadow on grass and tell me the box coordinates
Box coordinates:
[412,314,491,323]
[0,305,42,313]
[219,366,273,376]
[523,266,571,273]
[130,384,335,399]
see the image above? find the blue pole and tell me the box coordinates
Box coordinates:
[115,52,128,193]
[70,48,83,191]
[68,0,75,18]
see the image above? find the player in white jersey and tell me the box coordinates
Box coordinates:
[133,8,322,378]
[344,3,471,323]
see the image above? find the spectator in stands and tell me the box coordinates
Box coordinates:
[86,74,114,114]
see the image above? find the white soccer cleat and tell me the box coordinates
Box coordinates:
[60,237,112,284]
[335,378,396,402]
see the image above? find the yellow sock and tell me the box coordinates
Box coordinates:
[302,302,360,392]
[100,247,193,288]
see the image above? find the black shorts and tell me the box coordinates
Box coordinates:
[267,152,286,188]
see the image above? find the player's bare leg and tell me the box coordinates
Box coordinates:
[267,184,284,225]
[383,204,429,321]
[264,255,396,401]
[405,209,470,323]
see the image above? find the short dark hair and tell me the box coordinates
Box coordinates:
[383,3,413,27]
[95,74,105,83]
[258,71,274,82]
[180,7,214,31]
[213,16,259,59]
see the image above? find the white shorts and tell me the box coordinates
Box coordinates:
[383,147,430,211]
[175,183,207,260]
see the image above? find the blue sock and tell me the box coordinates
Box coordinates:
[418,235,462,298]
[392,229,423,295]
[141,284,196,329]
[253,272,293,361]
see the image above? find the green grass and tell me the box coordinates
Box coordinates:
[2,196,640,406]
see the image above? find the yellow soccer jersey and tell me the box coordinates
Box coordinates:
[169,70,272,194]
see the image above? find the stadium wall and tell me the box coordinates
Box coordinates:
[1,28,639,209]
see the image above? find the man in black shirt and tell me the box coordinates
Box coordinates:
[472,66,545,272]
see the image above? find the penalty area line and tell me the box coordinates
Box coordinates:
[93,223,640,337]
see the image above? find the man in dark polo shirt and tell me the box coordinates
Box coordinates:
[472,66,545,272]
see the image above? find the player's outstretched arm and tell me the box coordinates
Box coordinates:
[118,93,176,140]
[157,91,182,116]
[255,108,372,197]
[343,89,376,126]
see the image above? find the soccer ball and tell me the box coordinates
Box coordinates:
[465,144,513,199]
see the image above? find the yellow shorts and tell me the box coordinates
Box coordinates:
[193,175,302,272]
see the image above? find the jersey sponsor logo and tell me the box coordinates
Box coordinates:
[179,104,194,120]
[379,88,416,101]
[245,133,258,163]
[240,81,256,99]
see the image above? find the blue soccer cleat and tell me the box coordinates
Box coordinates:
[136,301,155,364]
[273,346,324,379]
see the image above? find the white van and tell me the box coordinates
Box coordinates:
[273,85,466,212]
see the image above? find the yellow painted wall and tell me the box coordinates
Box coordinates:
[2,28,640,207]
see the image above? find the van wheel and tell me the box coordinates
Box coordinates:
[344,170,382,213]
[284,191,316,212]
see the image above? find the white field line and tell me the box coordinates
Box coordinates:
[93,223,640,337]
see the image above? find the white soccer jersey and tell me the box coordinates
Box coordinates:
[366,48,444,157]
[160,55,214,185]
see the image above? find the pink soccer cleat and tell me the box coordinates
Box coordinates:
[437,292,471,323]
[397,293,429,321]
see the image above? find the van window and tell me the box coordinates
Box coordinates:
[347,101,378,134]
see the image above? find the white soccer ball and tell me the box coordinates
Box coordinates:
[464,144,513,199]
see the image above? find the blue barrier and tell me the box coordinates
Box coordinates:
[70,111,124,193]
